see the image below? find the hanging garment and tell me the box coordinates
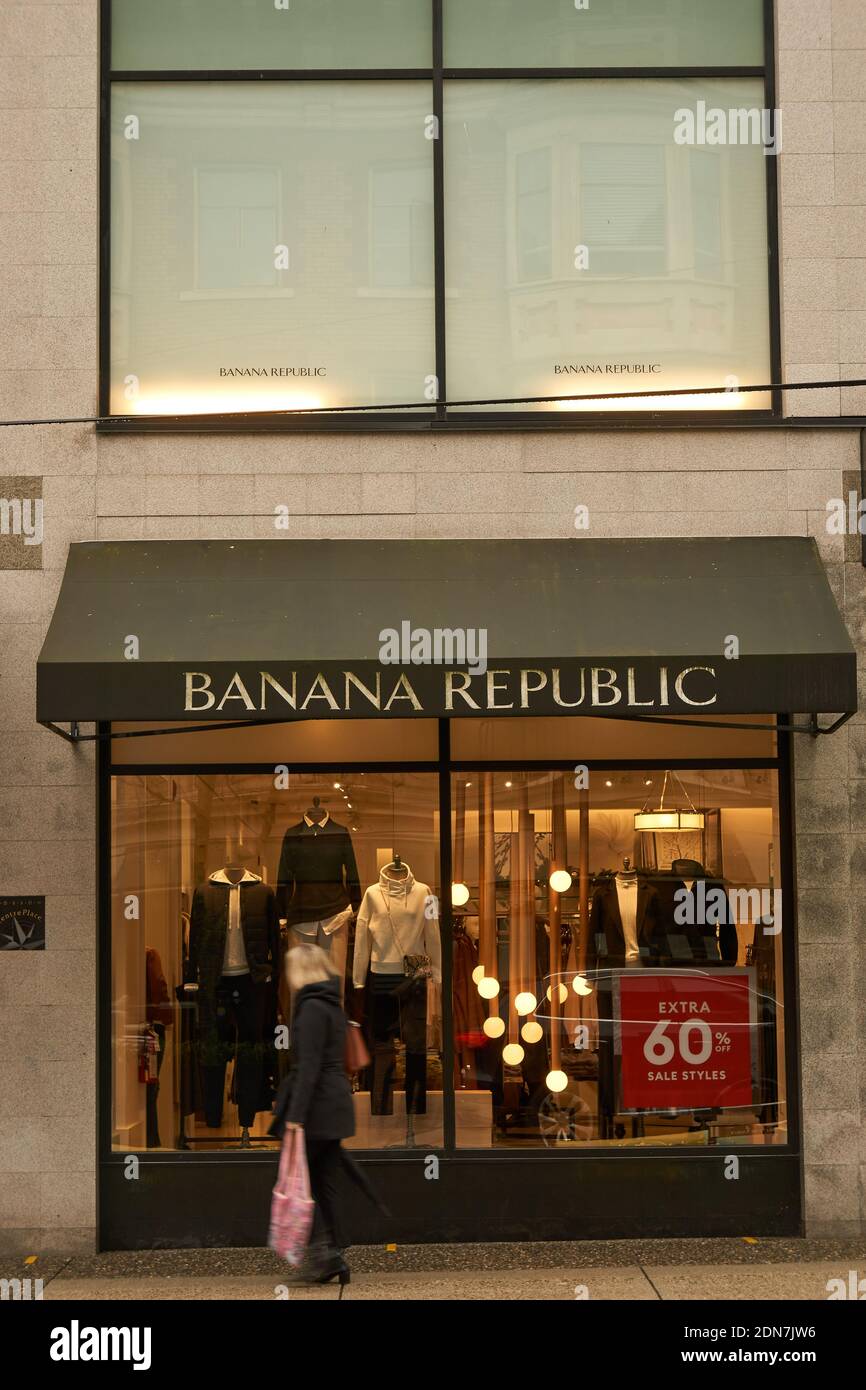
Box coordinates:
[453,929,486,1051]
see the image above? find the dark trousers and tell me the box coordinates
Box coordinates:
[368,972,427,1116]
[306,1138,344,1252]
[199,974,269,1129]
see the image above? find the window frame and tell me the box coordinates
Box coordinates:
[98,717,801,1167]
[98,0,781,432]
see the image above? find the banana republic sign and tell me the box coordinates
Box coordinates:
[183,662,719,717]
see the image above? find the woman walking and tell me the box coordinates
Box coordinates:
[270,943,356,1288]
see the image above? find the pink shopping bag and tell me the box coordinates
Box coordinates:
[268,1129,315,1266]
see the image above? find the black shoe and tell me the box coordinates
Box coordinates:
[313,1254,351,1296]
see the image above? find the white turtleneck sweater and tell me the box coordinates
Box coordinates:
[352,866,441,987]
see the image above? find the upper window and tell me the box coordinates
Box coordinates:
[106,1,773,422]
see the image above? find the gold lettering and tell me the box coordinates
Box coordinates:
[627,667,654,707]
[487,670,514,710]
[674,666,717,707]
[344,670,381,710]
[591,667,622,707]
[445,671,480,711]
[260,670,296,710]
[552,668,585,708]
[185,671,215,712]
[520,669,548,708]
[384,673,422,711]
[216,672,255,712]
[300,673,339,711]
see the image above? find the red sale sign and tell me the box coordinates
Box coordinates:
[615,969,755,1112]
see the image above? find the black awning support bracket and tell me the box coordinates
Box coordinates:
[42,721,82,743]
[806,711,854,738]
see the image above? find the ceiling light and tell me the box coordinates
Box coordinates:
[635,770,704,832]
[549,868,572,893]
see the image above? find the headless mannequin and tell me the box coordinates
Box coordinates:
[615,856,640,964]
[192,838,275,1148]
[357,855,428,1147]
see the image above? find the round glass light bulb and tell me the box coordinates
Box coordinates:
[521,1020,543,1044]
[451,882,470,907]
[549,868,573,893]
[502,1043,525,1066]
[547,1069,568,1093]
[478,976,500,1000]
[546,982,569,1004]
[483,1015,505,1039]
[514,991,537,1017]
[572,975,593,997]
[471,964,485,985]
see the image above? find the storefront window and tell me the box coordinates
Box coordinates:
[450,766,786,1149]
[111,770,442,1151]
[109,722,788,1159]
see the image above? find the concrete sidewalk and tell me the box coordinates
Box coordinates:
[5,1238,866,1302]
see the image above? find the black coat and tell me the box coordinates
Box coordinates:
[277,819,362,928]
[269,980,356,1141]
[588,876,663,973]
[188,879,279,992]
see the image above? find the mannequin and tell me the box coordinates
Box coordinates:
[588,858,661,1138]
[189,840,279,1146]
[353,858,441,1142]
[277,799,361,991]
[669,857,738,966]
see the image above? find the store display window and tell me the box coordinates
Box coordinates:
[108,718,789,1158]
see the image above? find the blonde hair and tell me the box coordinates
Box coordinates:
[286,942,341,992]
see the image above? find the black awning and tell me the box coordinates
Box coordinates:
[36,537,857,726]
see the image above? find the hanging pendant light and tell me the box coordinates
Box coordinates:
[451,882,470,907]
[634,769,705,832]
[549,868,573,893]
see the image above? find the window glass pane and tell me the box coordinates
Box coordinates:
[112,771,442,1151]
[110,83,435,415]
[110,719,440,765]
[444,79,772,412]
[452,767,786,1149]
[444,0,764,67]
[112,0,430,71]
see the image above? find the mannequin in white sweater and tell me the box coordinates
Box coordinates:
[352,862,441,988]
[353,861,440,1127]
